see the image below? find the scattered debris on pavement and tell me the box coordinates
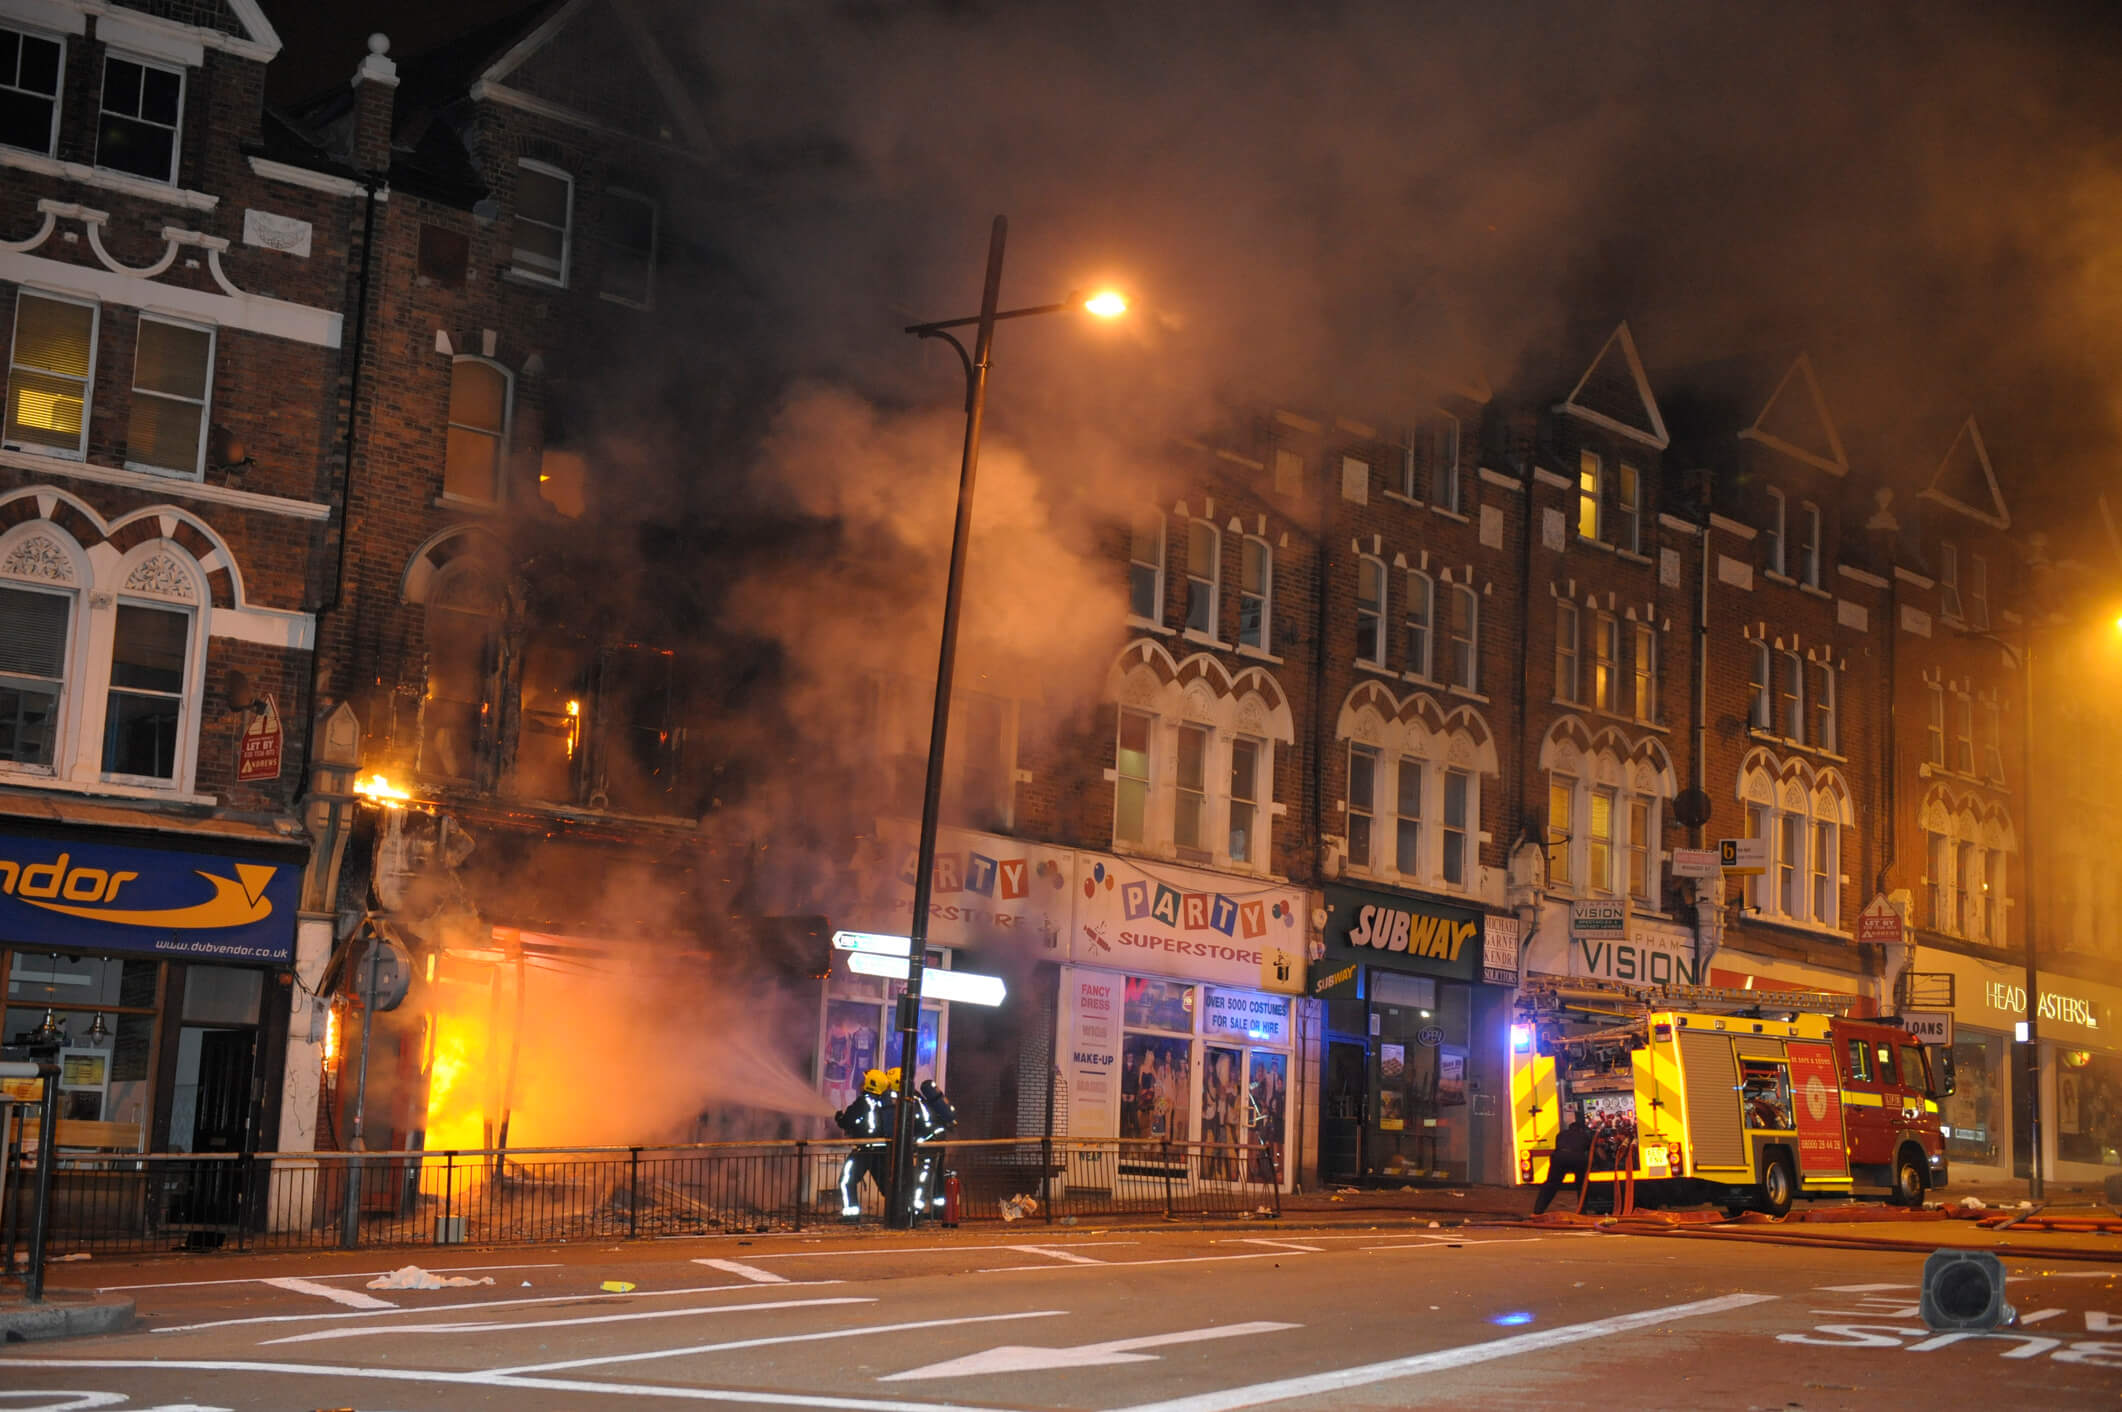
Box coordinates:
[366,1266,498,1290]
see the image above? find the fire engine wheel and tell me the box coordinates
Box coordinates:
[1758,1155,1796,1218]
[1890,1149,1927,1207]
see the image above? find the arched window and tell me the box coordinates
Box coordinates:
[1128,509,1165,623]
[1340,684,1500,896]
[1355,556,1386,667]
[422,568,504,781]
[1403,571,1432,679]
[445,358,510,503]
[1737,751,1854,928]
[0,539,77,772]
[1542,720,1675,905]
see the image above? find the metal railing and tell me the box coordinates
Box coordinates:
[2,1136,1282,1258]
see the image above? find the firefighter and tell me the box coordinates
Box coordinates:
[907,1078,958,1220]
[1532,1106,1593,1215]
[833,1067,900,1219]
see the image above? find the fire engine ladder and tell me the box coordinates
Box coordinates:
[1518,975,1855,1021]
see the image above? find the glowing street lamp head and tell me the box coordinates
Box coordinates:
[1084,290,1129,319]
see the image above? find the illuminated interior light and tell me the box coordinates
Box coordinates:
[13,389,82,433]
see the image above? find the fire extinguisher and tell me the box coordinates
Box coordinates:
[942,1169,962,1228]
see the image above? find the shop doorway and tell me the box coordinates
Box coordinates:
[1321,1039,1367,1183]
[167,1026,255,1225]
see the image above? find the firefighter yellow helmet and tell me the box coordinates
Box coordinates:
[862,1067,902,1096]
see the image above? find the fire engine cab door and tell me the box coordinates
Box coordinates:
[1785,1039,1849,1178]
[1838,1031,1895,1168]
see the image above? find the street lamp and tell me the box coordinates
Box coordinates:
[887,216,1125,1228]
[1958,624,2042,1200]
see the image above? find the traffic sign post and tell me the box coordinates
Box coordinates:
[1671,848,1721,880]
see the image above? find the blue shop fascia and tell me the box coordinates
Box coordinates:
[1309,882,1516,1187]
[0,812,306,1155]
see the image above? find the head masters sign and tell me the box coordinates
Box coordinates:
[0,837,301,964]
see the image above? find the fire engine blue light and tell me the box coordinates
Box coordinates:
[1491,1311,1535,1326]
[1510,1024,1532,1053]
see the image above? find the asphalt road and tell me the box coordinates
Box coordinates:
[4,1222,2119,1410]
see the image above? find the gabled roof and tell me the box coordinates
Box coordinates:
[1555,321,1669,450]
[470,0,714,154]
[1918,416,2010,531]
[1738,353,1848,478]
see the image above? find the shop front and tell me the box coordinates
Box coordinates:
[823,825,1076,1134]
[1912,945,2122,1186]
[1057,852,1307,1191]
[1311,883,1503,1186]
[0,823,304,1170]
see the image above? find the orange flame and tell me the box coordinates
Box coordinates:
[321,1004,340,1067]
[353,773,411,807]
[424,1014,486,1152]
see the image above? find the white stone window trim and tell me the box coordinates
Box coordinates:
[1354,552,1387,669]
[1916,787,2017,944]
[1763,486,1786,576]
[1736,748,1854,929]
[1403,567,1434,681]
[1183,516,1220,639]
[123,309,215,481]
[1338,684,1501,900]
[1237,532,1272,655]
[97,49,185,187]
[0,23,64,158]
[443,354,513,506]
[1127,505,1165,629]
[1539,716,1676,904]
[5,285,100,461]
[510,157,574,288]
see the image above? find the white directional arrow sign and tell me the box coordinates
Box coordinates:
[881,1320,1299,1381]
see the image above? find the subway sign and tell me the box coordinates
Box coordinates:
[0,838,301,964]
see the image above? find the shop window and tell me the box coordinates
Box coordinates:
[599,187,658,307]
[102,602,188,780]
[1394,756,1422,874]
[2057,1051,2122,1166]
[513,159,574,285]
[5,290,97,458]
[98,54,182,183]
[821,950,942,1117]
[1120,977,1195,1142]
[1347,743,1378,871]
[445,358,510,502]
[1555,602,1579,703]
[1403,571,1432,678]
[126,315,214,477]
[0,28,64,156]
[1547,776,1574,887]
[1175,722,1209,855]
[0,583,69,769]
[4,951,159,1143]
[1228,737,1259,864]
[1114,708,1152,844]
[1447,586,1477,690]
[1442,769,1470,887]
[1355,556,1385,666]
[1185,519,1219,636]
[1128,509,1164,623]
[1238,536,1271,651]
[1943,1033,2002,1164]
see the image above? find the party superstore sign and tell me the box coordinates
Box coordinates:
[1072,853,1306,994]
[0,838,300,964]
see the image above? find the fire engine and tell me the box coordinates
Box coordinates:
[1509,977,1949,1216]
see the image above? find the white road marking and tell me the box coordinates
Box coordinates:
[97,1263,562,1292]
[738,1241,1139,1258]
[2018,1308,2066,1325]
[264,1294,875,1345]
[496,1308,1070,1375]
[883,1320,1299,1381]
[259,1277,396,1310]
[1356,1237,1543,1251]
[152,1280,839,1334]
[693,1258,791,1283]
[1104,1292,1781,1412]
[976,1250,1293,1274]
[1816,1282,1913,1293]
[1235,1239,1323,1253]
[1006,1245,1104,1265]
[0,1359,1000,1411]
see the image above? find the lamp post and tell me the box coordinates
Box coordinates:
[1959,624,2042,1200]
[888,216,1125,1228]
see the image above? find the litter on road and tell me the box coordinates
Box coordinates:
[366,1265,498,1290]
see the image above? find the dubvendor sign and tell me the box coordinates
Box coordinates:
[0,834,301,964]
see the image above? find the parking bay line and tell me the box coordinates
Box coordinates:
[100,1262,564,1292]
[151,1280,843,1335]
[0,1357,1034,1412]
[260,1277,396,1310]
[495,1307,1071,1376]
[695,1258,791,1283]
[1105,1292,1780,1412]
[976,1251,1296,1274]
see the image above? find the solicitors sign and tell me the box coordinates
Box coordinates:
[0,836,301,964]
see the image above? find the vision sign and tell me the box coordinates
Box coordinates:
[0,838,301,963]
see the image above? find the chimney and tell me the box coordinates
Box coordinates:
[350,32,398,177]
